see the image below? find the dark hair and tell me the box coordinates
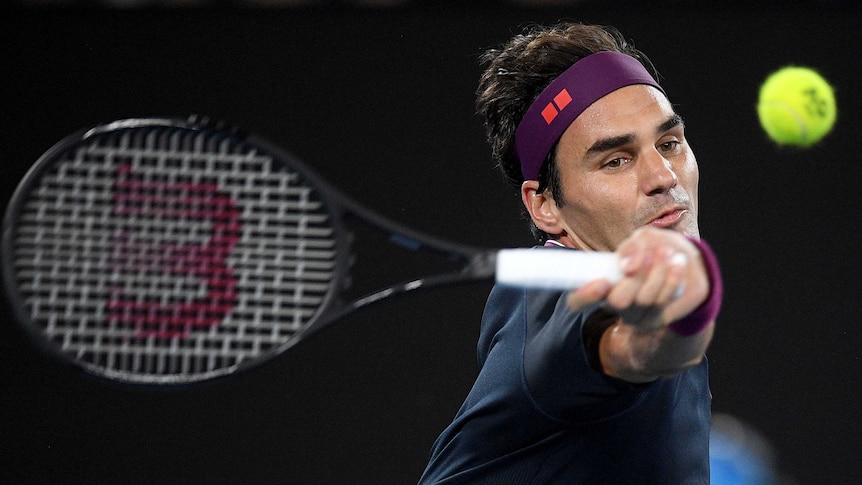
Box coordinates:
[476,22,659,241]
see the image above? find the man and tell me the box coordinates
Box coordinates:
[419,22,723,483]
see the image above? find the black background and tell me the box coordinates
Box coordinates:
[4,2,861,484]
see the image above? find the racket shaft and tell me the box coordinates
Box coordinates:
[495,249,622,289]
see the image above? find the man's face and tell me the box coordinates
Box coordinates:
[550,84,700,251]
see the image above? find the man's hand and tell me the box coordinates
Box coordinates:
[567,226,710,330]
[566,227,715,381]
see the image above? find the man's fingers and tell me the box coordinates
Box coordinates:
[606,247,691,326]
[656,252,688,302]
[566,279,613,311]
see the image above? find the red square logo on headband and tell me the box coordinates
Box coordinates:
[541,103,558,124]
[554,89,572,110]
[540,89,574,125]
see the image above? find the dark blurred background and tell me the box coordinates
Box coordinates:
[3,1,861,484]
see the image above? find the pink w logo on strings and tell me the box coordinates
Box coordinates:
[105,164,242,339]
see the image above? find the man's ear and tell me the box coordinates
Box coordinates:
[521,180,564,236]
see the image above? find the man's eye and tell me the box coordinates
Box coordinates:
[659,140,681,152]
[604,158,626,169]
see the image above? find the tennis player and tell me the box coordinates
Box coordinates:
[420,22,723,484]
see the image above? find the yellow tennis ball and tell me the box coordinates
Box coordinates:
[757,66,837,147]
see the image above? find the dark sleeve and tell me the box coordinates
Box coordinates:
[522,289,646,423]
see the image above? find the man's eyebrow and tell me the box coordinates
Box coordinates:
[584,114,686,157]
[659,113,685,133]
[585,134,635,156]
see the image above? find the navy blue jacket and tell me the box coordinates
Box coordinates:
[420,281,711,484]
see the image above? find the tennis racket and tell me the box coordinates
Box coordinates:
[2,116,622,385]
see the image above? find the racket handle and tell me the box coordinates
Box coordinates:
[495,248,622,289]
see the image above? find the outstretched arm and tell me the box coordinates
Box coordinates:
[567,227,722,384]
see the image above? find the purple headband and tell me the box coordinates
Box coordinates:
[513,51,666,180]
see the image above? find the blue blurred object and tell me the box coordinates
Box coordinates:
[710,413,780,485]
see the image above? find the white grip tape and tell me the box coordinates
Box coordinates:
[495,249,622,289]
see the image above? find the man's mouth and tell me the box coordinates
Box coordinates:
[648,208,688,228]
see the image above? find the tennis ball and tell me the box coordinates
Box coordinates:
[757,66,836,147]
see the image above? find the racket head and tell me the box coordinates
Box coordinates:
[2,117,351,385]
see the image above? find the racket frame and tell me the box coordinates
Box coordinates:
[1,116,497,384]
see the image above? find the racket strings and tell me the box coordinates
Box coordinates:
[11,127,339,382]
